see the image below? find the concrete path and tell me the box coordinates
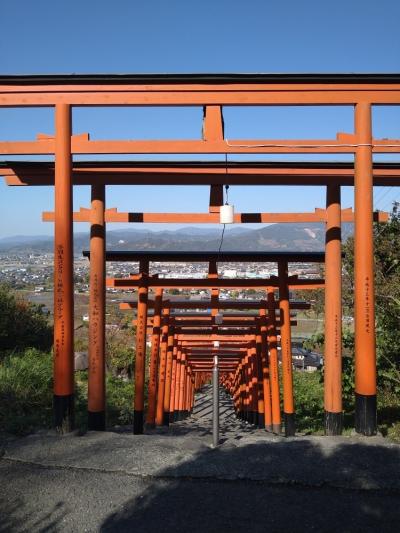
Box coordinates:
[1,386,400,532]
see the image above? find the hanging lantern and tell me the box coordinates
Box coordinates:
[220,204,234,224]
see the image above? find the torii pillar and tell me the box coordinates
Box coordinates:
[278,260,295,436]
[324,184,342,435]
[354,102,377,435]
[133,260,149,434]
[53,104,74,432]
[146,287,163,428]
[88,184,106,430]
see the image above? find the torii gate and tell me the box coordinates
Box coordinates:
[1,73,400,437]
[99,250,324,435]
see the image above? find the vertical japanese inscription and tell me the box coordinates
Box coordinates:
[55,244,64,359]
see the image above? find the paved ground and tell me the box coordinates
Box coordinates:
[1,387,400,532]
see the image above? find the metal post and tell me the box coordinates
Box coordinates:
[212,355,219,447]
[88,184,106,431]
[354,102,377,436]
[53,104,74,433]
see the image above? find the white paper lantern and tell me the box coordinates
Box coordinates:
[220,204,234,224]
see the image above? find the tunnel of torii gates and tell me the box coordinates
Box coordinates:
[1,74,400,437]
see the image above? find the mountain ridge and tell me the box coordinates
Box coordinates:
[0,223,353,253]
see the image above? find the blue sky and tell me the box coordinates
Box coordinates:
[0,0,400,237]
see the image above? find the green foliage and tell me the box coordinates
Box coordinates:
[303,329,355,412]
[0,349,53,434]
[292,371,324,433]
[343,206,400,392]
[106,334,135,378]
[0,349,135,435]
[0,284,52,352]
[106,376,134,426]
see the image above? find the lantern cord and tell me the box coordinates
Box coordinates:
[218,223,226,254]
[217,155,230,256]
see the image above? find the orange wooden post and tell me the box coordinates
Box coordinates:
[240,360,246,420]
[178,350,187,419]
[169,341,179,421]
[156,307,170,425]
[173,346,182,421]
[354,102,377,435]
[133,260,149,434]
[324,184,343,435]
[250,335,264,427]
[267,288,282,434]
[244,350,251,422]
[163,328,176,425]
[145,287,163,428]
[278,261,295,436]
[255,323,268,428]
[53,104,74,433]
[259,310,273,431]
[88,184,106,430]
[185,370,191,416]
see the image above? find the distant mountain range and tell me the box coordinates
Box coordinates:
[0,223,353,254]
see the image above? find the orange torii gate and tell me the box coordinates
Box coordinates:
[97,250,325,435]
[126,295,306,433]
[2,73,400,436]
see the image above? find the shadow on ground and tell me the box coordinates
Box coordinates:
[2,387,400,532]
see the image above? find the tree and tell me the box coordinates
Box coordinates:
[0,284,53,353]
[342,204,400,391]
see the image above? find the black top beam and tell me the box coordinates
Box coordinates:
[1,73,400,85]
[83,250,326,262]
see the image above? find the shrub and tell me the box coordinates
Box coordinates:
[0,284,52,352]
[292,371,324,433]
[0,349,53,434]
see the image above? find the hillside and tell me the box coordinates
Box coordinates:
[0,223,353,254]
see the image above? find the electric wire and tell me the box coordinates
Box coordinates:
[373,187,390,207]
[374,187,395,210]
[224,140,400,149]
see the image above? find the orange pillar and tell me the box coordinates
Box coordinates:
[240,360,247,420]
[169,342,179,422]
[254,332,265,428]
[267,288,282,434]
[177,350,187,419]
[354,102,377,435]
[259,310,273,431]
[163,328,176,425]
[156,307,170,425]
[173,346,182,421]
[244,351,251,422]
[145,288,163,428]
[53,104,74,433]
[278,261,295,436]
[133,261,149,434]
[88,184,106,430]
[324,184,343,435]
